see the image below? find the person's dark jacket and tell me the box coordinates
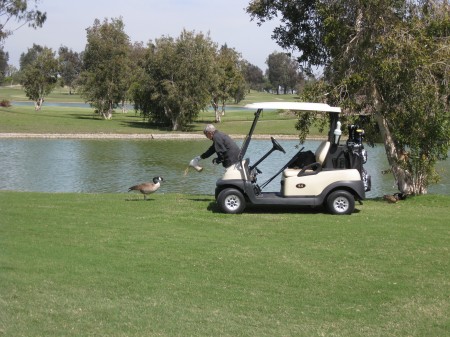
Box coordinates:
[200,130,240,167]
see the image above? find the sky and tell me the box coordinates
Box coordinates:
[3,0,285,71]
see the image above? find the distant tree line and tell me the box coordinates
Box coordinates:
[0,15,305,130]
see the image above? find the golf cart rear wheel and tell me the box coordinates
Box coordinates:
[217,188,246,214]
[327,190,355,215]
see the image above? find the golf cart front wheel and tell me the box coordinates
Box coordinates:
[217,188,246,214]
[327,190,355,215]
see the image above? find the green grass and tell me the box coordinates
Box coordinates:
[0,86,297,105]
[1,191,449,336]
[0,85,85,103]
[0,86,325,136]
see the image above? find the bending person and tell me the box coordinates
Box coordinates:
[194,124,240,168]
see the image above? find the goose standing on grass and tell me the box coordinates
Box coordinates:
[128,176,164,200]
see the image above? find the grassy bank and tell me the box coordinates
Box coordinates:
[1,191,448,336]
[0,86,85,103]
[0,86,319,137]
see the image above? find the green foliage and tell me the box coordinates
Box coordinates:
[266,51,301,94]
[0,47,8,83]
[210,45,247,121]
[19,45,58,110]
[132,30,218,130]
[220,45,246,104]
[249,0,450,194]
[0,99,11,107]
[0,0,46,42]
[58,46,82,94]
[370,5,450,193]
[1,191,449,336]
[242,60,265,91]
[78,18,131,119]
[19,43,43,69]
[389,83,449,191]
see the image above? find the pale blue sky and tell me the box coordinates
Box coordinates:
[4,0,285,71]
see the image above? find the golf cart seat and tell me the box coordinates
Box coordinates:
[283,141,330,178]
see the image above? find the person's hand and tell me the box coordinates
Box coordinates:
[189,156,203,172]
[212,158,222,165]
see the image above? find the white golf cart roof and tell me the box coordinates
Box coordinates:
[245,102,341,113]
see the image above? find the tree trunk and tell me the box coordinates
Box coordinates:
[371,84,415,194]
[101,102,113,119]
[374,112,414,195]
[220,100,226,117]
[101,110,112,120]
[163,106,179,131]
[34,98,44,111]
[212,100,221,123]
[171,118,179,131]
[121,100,127,113]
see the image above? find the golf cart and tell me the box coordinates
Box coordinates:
[215,102,371,215]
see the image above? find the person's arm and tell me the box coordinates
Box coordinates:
[200,144,215,159]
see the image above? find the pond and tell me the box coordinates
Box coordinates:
[0,138,448,198]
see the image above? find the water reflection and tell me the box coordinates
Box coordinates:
[0,138,448,197]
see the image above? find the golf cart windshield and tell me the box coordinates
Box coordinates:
[239,102,341,160]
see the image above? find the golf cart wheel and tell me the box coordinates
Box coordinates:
[326,190,355,215]
[217,188,246,214]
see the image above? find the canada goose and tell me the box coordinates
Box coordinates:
[383,194,398,203]
[128,176,164,200]
[383,192,407,203]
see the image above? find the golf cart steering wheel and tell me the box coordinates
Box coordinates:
[271,137,286,154]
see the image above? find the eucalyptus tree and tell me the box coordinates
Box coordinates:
[4,63,18,85]
[19,45,58,110]
[266,51,301,94]
[211,45,246,122]
[242,61,265,92]
[233,62,247,103]
[0,0,46,42]
[266,52,284,94]
[58,46,82,95]
[125,41,148,113]
[78,18,131,119]
[0,47,8,83]
[134,30,218,131]
[19,42,42,68]
[247,0,449,195]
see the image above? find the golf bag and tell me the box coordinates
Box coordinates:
[347,125,371,192]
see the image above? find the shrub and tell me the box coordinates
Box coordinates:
[0,99,11,107]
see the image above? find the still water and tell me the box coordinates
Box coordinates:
[0,138,448,197]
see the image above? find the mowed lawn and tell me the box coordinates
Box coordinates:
[0,86,314,137]
[0,191,448,337]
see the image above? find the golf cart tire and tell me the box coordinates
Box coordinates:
[217,188,246,214]
[326,190,355,215]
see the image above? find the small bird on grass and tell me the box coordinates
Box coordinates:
[128,176,164,200]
